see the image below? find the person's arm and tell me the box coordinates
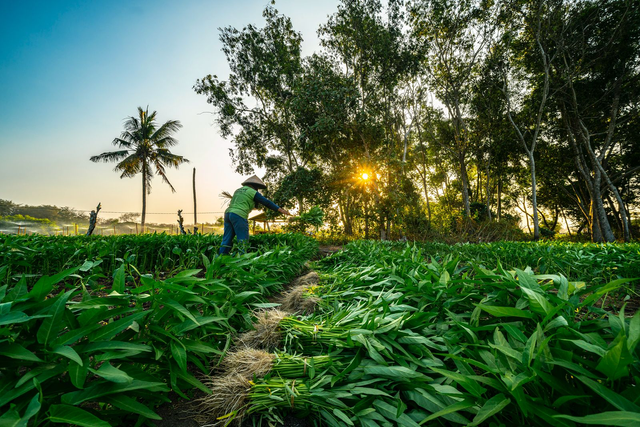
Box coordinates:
[254,192,291,215]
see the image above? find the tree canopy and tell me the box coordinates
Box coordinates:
[196,0,640,242]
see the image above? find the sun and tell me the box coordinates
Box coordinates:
[361,172,369,181]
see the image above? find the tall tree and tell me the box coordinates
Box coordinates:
[411,0,498,218]
[90,107,189,231]
[194,6,305,182]
[552,0,640,242]
[499,0,563,240]
[318,0,419,239]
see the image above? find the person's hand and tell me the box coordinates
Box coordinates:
[278,207,291,216]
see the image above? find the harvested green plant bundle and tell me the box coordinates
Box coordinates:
[278,283,320,314]
[196,373,251,426]
[280,317,351,351]
[220,349,334,380]
[236,309,290,350]
[248,378,312,414]
[271,353,333,378]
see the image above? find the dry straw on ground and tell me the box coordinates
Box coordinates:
[235,309,290,350]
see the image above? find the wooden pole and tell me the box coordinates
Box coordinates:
[193,168,197,233]
[136,223,139,234]
[75,224,78,235]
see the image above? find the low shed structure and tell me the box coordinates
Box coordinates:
[248,211,287,233]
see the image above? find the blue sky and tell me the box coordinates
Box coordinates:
[0,0,339,223]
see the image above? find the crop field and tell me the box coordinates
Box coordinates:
[0,234,639,426]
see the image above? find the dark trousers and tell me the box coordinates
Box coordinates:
[219,212,249,255]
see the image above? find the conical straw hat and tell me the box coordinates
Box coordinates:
[241,175,267,189]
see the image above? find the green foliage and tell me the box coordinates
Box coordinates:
[203,240,639,426]
[285,206,325,234]
[0,233,317,425]
[270,167,330,211]
[90,106,189,227]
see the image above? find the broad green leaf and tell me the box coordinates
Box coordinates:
[418,400,474,425]
[69,361,88,389]
[18,393,42,427]
[82,341,152,353]
[320,409,345,427]
[163,298,199,326]
[363,365,424,379]
[250,302,282,309]
[333,408,354,426]
[429,368,487,397]
[233,291,260,303]
[596,333,634,380]
[103,395,161,420]
[48,404,111,427]
[89,363,133,384]
[503,324,528,343]
[172,269,201,278]
[51,345,82,366]
[555,411,640,426]
[61,379,169,405]
[37,288,76,346]
[0,343,42,362]
[51,323,103,347]
[28,267,80,302]
[544,316,568,331]
[0,311,47,326]
[174,369,211,395]
[468,394,511,426]
[112,263,125,294]
[478,305,534,319]
[564,339,606,357]
[515,268,541,291]
[351,387,391,397]
[0,407,20,425]
[88,311,149,342]
[520,287,553,316]
[580,278,637,308]
[170,341,187,373]
[373,400,420,427]
[576,376,640,412]
[628,310,640,352]
[5,277,28,302]
[439,270,450,286]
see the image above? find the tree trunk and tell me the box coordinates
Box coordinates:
[420,169,432,223]
[592,169,615,242]
[497,179,502,221]
[562,106,615,242]
[460,154,471,217]
[561,208,572,236]
[485,160,492,221]
[141,165,147,233]
[523,194,531,234]
[590,200,603,242]
[193,168,198,233]
[529,153,540,240]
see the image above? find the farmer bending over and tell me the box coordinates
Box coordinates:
[219,175,291,255]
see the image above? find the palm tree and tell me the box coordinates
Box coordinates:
[90,106,189,231]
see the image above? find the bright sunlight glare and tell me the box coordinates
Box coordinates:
[361,172,369,180]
